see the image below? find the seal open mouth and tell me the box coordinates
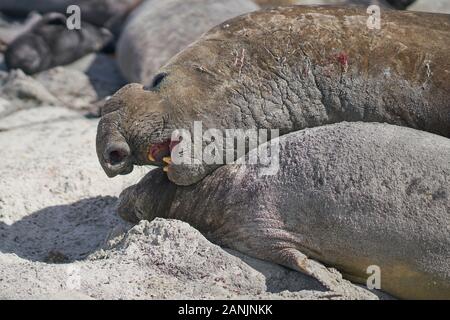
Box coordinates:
[147,139,181,172]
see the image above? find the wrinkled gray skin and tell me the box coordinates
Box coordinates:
[5,13,112,74]
[96,7,450,186]
[117,0,259,84]
[116,0,415,84]
[118,122,450,300]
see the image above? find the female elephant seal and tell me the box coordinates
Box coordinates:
[97,6,450,185]
[118,122,450,300]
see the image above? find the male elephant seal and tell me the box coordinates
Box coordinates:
[117,0,415,83]
[5,13,112,74]
[97,6,450,186]
[118,122,450,300]
[117,0,259,83]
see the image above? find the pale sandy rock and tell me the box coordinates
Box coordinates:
[0,97,12,119]
[0,218,380,300]
[0,53,124,117]
[35,67,109,111]
[34,54,126,112]
[64,53,126,99]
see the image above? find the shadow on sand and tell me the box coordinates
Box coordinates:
[0,196,131,263]
[0,195,329,294]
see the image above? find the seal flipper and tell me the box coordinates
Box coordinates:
[275,248,377,299]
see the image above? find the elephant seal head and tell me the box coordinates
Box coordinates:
[96,19,257,185]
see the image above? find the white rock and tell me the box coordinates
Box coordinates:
[0,218,380,299]
[34,54,126,112]
[0,97,11,117]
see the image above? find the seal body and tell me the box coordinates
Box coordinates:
[5,13,112,74]
[97,6,450,185]
[0,0,142,28]
[117,0,259,83]
[118,122,450,300]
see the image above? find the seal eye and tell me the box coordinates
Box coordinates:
[144,73,167,91]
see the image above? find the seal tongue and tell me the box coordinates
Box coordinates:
[148,138,182,163]
[148,141,170,162]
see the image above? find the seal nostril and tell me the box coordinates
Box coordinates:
[109,151,124,165]
[106,147,130,166]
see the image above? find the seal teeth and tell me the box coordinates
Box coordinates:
[148,153,155,162]
[163,157,172,164]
